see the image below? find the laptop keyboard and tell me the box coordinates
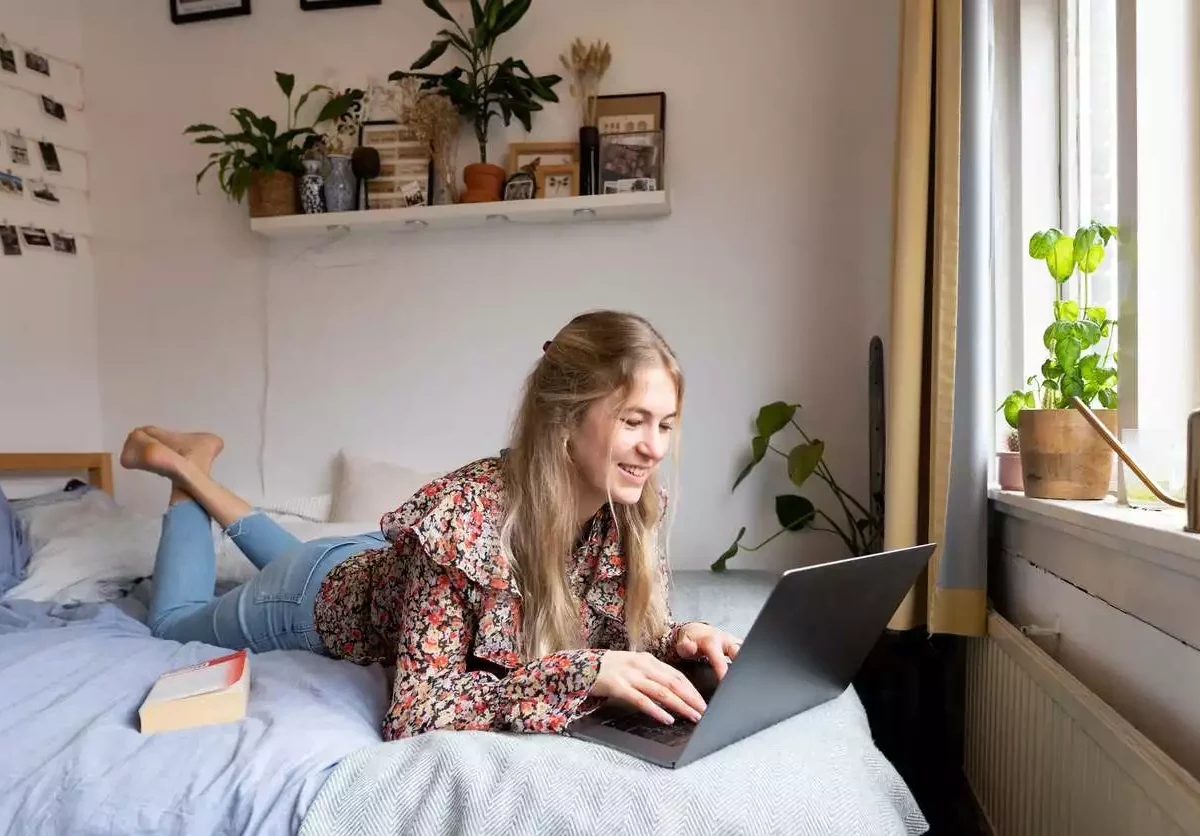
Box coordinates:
[601,712,697,745]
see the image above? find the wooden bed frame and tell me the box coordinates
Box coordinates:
[0,453,113,495]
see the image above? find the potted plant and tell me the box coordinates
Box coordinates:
[185,72,358,218]
[996,430,1023,491]
[712,401,882,572]
[390,0,561,203]
[998,220,1120,499]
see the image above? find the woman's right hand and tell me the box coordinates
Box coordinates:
[592,651,707,725]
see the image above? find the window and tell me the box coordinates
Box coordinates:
[996,0,1199,471]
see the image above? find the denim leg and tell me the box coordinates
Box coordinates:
[148,500,220,641]
[224,512,303,570]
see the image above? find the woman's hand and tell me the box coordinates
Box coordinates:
[673,622,742,680]
[592,651,707,725]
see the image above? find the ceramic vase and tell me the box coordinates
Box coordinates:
[323,154,356,213]
[299,158,325,214]
[578,125,600,196]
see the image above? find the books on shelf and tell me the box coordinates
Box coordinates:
[138,649,250,734]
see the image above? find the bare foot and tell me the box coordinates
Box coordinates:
[119,428,187,478]
[141,426,225,475]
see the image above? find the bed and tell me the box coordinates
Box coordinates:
[1,452,929,836]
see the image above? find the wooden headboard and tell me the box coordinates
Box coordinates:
[0,453,113,495]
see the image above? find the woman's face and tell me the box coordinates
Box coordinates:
[570,362,678,520]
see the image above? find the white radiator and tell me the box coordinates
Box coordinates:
[965,611,1200,836]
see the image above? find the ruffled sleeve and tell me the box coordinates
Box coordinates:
[378,460,605,740]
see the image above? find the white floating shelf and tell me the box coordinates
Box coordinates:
[249,190,670,239]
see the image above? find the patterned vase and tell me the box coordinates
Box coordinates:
[323,154,356,213]
[300,158,325,214]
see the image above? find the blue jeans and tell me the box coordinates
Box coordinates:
[148,500,386,654]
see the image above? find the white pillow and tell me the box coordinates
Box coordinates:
[329,451,441,524]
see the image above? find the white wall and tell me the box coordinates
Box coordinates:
[83,0,899,572]
[0,0,102,466]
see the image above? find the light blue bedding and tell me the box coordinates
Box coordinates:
[0,599,388,836]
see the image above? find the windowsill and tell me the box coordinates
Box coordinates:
[989,488,1200,579]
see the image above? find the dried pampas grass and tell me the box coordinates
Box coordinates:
[560,38,612,128]
[382,77,462,203]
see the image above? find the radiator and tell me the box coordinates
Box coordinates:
[964,611,1200,836]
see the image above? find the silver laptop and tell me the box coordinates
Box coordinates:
[567,543,937,768]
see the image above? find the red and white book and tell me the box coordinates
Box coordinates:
[138,649,251,734]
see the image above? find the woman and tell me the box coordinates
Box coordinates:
[121,310,741,741]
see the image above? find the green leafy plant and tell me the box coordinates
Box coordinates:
[999,220,1120,428]
[712,401,882,572]
[389,0,562,165]
[185,72,358,202]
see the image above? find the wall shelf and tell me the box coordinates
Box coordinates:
[248,190,671,239]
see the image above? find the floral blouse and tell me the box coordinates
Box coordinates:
[312,456,684,742]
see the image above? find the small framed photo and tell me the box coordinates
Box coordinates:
[41,95,67,122]
[300,0,380,8]
[20,226,51,248]
[536,163,579,199]
[0,224,20,256]
[595,92,666,136]
[170,0,251,25]
[600,130,664,192]
[506,141,578,174]
[24,50,50,77]
[0,46,17,74]
[358,120,432,210]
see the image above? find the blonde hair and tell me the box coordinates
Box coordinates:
[500,310,683,659]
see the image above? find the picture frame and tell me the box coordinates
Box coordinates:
[357,120,433,210]
[170,0,251,25]
[536,163,579,199]
[506,141,578,174]
[0,46,16,74]
[595,92,667,136]
[599,130,664,192]
[300,0,380,8]
[41,95,67,122]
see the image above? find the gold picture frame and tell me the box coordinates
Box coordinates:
[506,141,578,174]
[536,163,579,198]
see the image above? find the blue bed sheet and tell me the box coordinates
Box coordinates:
[0,599,388,835]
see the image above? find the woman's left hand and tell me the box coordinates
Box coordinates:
[673,622,742,680]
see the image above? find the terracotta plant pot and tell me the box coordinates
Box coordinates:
[460,162,507,203]
[248,170,297,218]
[996,451,1024,491]
[1018,408,1118,499]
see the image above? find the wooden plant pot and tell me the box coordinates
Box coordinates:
[1017,408,1118,499]
[248,170,297,218]
[460,163,506,203]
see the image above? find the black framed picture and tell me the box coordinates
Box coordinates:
[170,0,251,25]
[357,120,432,210]
[300,0,380,9]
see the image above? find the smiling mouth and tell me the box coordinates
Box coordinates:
[618,464,649,479]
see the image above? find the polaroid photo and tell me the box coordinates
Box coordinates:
[51,232,76,255]
[39,141,62,173]
[0,171,25,198]
[0,47,16,74]
[400,180,427,208]
[20,226,51,248]
[6,133,29,166]
[603,178,658,194]
[24,50,50,77]
[30,178,59,204]
[41,95,67,122]
[0,224,21,256]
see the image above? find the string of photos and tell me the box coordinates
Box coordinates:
[0,34,87,257]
